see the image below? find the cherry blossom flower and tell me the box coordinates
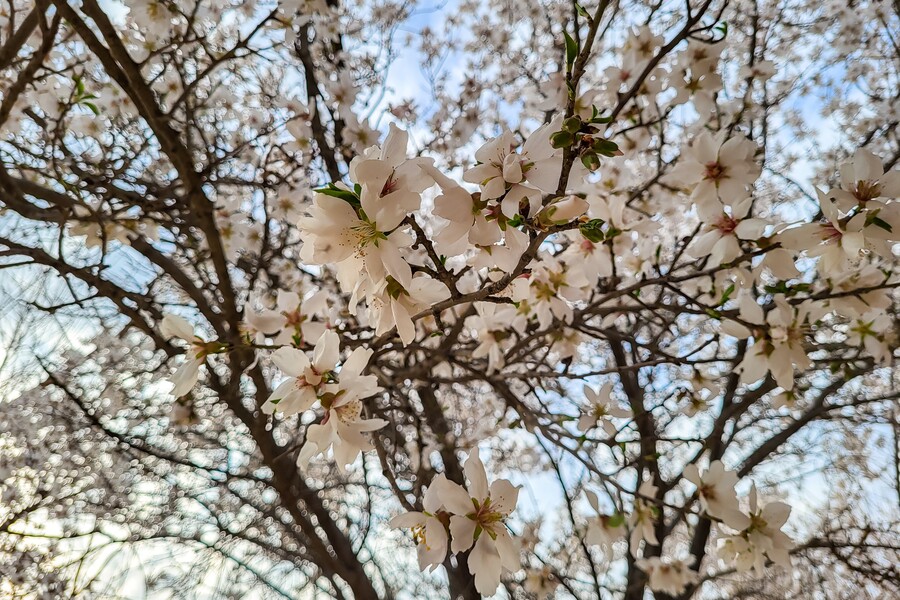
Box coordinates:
[437,448,520,596]
[262,330,341,416]
[523,566,559,598]
[722,295,819,390]
[465,304,525,374]
[368,274,450,345]
[389,475,451,572]
[683,460,745,528]
[463,118,563,218]
[296,347,386,471]
[629,479,660,554]
[245,289,328,346]
[666,132,760,219]
[831,148,900,213]
[298,125,434,294]
[585,490,626,558]
[719,486,794,574]
[423,163,500,255]
[690,196,768,266]
[577,383,629,435]
[779,190,872,274]
[636,556,699,595]
[160,314,219,398]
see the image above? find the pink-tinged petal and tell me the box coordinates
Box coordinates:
[737,349,768,385]
[720,320,751,339]
[247,309,286,334]
[880,170,900,196]
[341,347,373,377]
[276,290,301,311]
[469,533,503,596]
[841,231,865,256]
[763,501,791,528]
[423,480,444,514]
[482,175,507,200]
[494,527,520,571]
[853,148,883,182]
[279,387,317,416]
[434,188,474,225]
[691,230,721,257]
[355,161,392,197]
[716,177,750,204]
[313,329,340,372]
[464,163,499,186]
[817,189,840,224]
[523,117,559,158]
[421,518,449,570]
[734,218,767,239]
[379,239,413,290]
[381,123,409,166]
[449,516,476,553]
[762,248,800,279]
[391,299,416,346]
[161,313,196,342]
[667,161,705,186]
[692,132,720,164]
[711,235,741,265]
[682,463,701,487]
[768,353,795,390]
[354,418,388,432]
[500,184,529,218]
[433,475,474,515]
[169,356,203,398]
[313,192,359,224]
[389,512,425,529]
[465,448,490,502]
[524,157,562,192]
[264,378,298,411]
[271,346,311,377]
[420,161,459,192]
[295,439,319,468]
[489,479,519,515]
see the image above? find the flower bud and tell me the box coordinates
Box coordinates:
[538,195,589,226]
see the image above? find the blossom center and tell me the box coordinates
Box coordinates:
[852,180,881,203]
[704,161,727,182]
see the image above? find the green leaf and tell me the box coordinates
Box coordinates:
[579,218,606,243]
[705,308,722,319]
[507,214,524,228]
[581,152,601,172]
[563,116,582,133]
[83,102,100,115]
[564,31,578,71]
[607,512,625,528]
[550,130,574,149]
[314,183,360,206]
[719,284,735,306]
[866,210,893,233]
[592,138,620,156]
[575,3,590,19]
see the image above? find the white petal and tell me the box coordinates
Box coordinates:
[271,347,311,377]
[465,448,490,502]
[449,516,476,553]
[313,329,341,371]
[161,313,196,342]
